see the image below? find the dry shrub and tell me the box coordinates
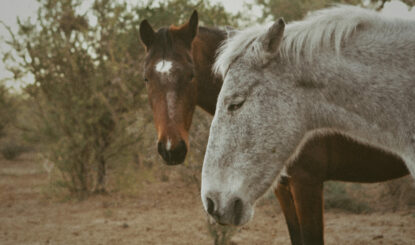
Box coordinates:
[324,181,372,213]
[0,141,28,160]
[381,177,415,210]
[324,178,415,213]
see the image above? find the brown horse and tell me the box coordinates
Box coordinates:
[139,11,223,165]
[139,11,410,245]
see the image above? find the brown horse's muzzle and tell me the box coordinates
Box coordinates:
[157,139,187,165]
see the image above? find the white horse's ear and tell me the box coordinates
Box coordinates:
[263,18,285,53]
[224,26,237,39]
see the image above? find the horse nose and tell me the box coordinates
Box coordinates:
[204,194,244,226]
[206,197,215,216]
[157,139,187,165]
[232,198,244,225]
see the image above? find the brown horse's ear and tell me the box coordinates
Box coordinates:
[140,20,156,49]
[187,10,199,41]
[175,10,198,47]
[263,18,285,53]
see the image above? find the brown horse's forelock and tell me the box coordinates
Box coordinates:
[145,27,173,62]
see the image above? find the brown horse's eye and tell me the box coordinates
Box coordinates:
[228,101,244,112]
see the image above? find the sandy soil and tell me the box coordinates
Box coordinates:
[1,154,415,245]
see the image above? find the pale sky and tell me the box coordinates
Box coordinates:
[0,0,414,92]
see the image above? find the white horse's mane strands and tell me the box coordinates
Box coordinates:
[214,5,390,78]
[280,5,383,62]
[214,25,266,78]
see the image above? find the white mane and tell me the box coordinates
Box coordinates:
[214,5,395,78]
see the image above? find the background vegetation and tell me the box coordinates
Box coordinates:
[2,0,240,198]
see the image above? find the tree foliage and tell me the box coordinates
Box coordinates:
[254,0,414,22]
[0,84,16,138]
[134,0,240,28]
[7,0,146,197]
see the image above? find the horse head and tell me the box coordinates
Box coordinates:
[201,19,290,226]
[140,11,199,165]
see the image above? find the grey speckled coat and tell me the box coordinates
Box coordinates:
[201,5,415,226]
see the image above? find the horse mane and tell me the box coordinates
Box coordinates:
[214,5,390,78]
[198,26,227,37]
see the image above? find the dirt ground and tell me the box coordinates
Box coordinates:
[1,154,415,245]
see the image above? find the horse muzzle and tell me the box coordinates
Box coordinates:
[157,139,187,165]
[203,192,253,226]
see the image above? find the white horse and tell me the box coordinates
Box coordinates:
[201,5,415,244]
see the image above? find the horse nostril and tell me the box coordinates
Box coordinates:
[207,197,215,215]
[177,140,187,155]
[233,198,243,225]
[157,141,166,157]
[169,140,187,163]
[157,141,171,163]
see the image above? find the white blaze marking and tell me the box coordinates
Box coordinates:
[155,60,173,74]
[166,138,172,151]
[166,91,176,119]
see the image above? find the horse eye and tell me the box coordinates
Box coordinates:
[228,101,244,112]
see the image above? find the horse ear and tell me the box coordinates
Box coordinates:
[140,20,156,49]
[187,10,199,41]
[176,10,198,47]
[225,26,237,39]
[263,18,285,53]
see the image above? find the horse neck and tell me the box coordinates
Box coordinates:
[191,27,226,115]
[294,46,414,145]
